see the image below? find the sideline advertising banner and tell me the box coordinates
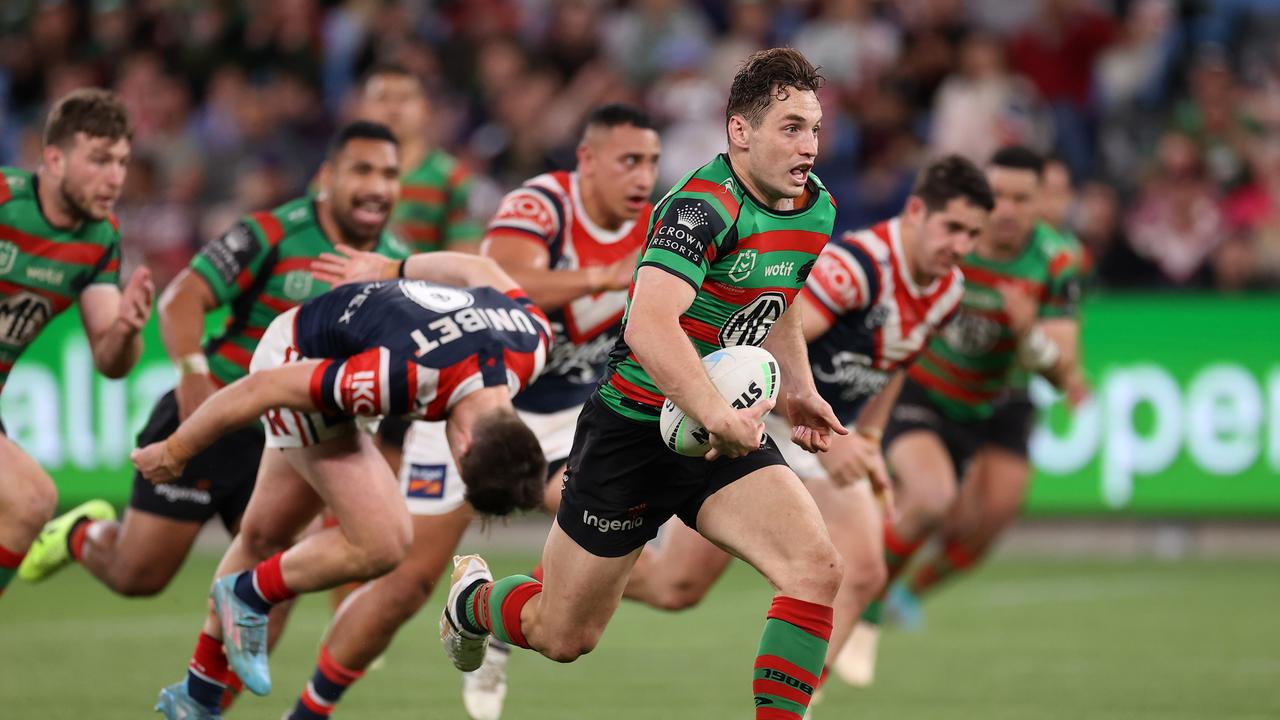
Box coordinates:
[2,295,1278,515]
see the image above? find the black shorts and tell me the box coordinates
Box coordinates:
[557,395,787,558]
[130,390,263,532]
[883,380,1034,482]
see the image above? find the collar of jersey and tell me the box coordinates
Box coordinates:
[569,172,636,245]
[720,153,822,218]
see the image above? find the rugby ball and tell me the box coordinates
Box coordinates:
[659,345,781,457]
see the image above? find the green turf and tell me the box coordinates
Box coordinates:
[2,552,1278,718]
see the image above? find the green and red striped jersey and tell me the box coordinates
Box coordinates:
[392,149,481,252]
[0,167,120,397]
[190,196,409,387]
[1007,226,1091,392]
[909,221,1084,419]
[599,154,836,423]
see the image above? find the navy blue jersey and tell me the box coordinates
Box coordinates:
[485,170,650,414]
[802,219,964,425]
[295,280,551,420]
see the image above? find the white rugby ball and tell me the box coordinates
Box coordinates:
[659,345,781,457]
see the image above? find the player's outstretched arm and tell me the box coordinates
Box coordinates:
[130,361,322,483]
[764,299,846,453]
[1036,317,1088,406]
[482,231,635,310]
[312,245,520,293]
[79,266,155,378]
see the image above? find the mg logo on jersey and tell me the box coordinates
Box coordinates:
[719,291,785,347]
[727,249,758,282]
[0,240,17,274]
[283,270,313,300]
[0,291,54,345]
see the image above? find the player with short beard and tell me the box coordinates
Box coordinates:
[0,88,153,602]
[19,122,409,636]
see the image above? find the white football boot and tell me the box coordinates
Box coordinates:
[441,554,493,672]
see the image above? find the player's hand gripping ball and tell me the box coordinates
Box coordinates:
[659,345,780,457]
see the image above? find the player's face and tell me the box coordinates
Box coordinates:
[580,124,661,222]
[738,88,821,203]
[360,74,428,142]
[914,197,987,280]
[1040,161,1073,230]
[50,133,130,221]
[986,166,1040,249]
[327,138,401,242]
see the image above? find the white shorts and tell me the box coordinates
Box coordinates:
[764,413,826,480]
[252,308,357,449]
[397,403,583,515]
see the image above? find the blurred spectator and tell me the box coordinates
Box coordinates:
[930,32,1048,165]
[792,0,900,91]
[1173,49,1262,192]
[603,0,713,87]
[1125,131,1224,287]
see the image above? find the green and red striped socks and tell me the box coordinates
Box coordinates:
[462,575,542,648]
[909,540,978,597]
[753,595,832,719]
[859,518,924,625]
[0,544,24,599]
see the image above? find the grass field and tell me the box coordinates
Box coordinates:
[3,550,1279,719]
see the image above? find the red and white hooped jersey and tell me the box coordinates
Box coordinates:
[487,170,651,413]
[802,217,965,423]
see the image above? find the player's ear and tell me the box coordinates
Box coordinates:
[315,163,333,200]
[576,142,592,174]
[904,195,927,223]
[727,114,751,151]
[42,142,66,177]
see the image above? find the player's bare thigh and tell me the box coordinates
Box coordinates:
[808,475,887,600]
[521,519,642,663]
[233,448,327,561]
[695,464,842,605]
[945,446,1030,544]
[83,509,205,596]
[625,520,732,611]
[0,433,58,548]
[885,430,958,538]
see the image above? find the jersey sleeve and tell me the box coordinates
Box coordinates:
[1040,249,1084,319]
[444,166,483,247]
[801,240,878,321]
[190,218,275,304]
[309,346,421,417]
[637,196,731,290]
[86,234,121,288]
[486,186,563,246]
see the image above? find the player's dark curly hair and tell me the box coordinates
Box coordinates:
[326,120,399,158]
[913,155,996,213]
[726,48,824,128]
[459,408,547,517]
[989,145,1045,178]
[44,88,132,148]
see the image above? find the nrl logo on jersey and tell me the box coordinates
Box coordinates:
[727,249,758,282]
[283,270,314,300]
[675,204,708,230]
[0,240,17,274]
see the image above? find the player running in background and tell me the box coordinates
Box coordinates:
[280,103,659,720]
[19,122,410,606]
[361,62,482,254]
[135,254,551,719]
[617,156,993,702]
[0,88,153,601]
[885,155,1090,624]
[440,48,845,720]
[834,147,1087,687]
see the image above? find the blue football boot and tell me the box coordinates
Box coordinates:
[210,574,271,695]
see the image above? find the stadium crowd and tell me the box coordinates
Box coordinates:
[2,0,1280,291]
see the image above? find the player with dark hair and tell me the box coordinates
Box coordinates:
[360,62,481,254]
[136,251,551,719]
[833,146,1087,687]
[0,88,153,601]
[19,122,410,610]
[615,155,993,710]
[279,103,660,720]
[440,48,844,720]
[882,155,1090,629]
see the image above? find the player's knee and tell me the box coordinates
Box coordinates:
[353,533,410,579]
[841,552,888,605]
[540,631,601,663]
[651,578,709,612]
[110,565,169,597]
[778,542,843,604]
[11,479,59,534]
[239,526,292,562]
[915,483,958,531]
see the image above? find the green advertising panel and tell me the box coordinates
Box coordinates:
[1,294,1277,515]
[1025,293,1280,516]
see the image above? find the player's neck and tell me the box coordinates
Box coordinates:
[399,137,430,174]
[898,217,935,287]
[314,198,379,252]
[578,181,624,231]
[34,169,82,230]
[976,234,1026,263]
